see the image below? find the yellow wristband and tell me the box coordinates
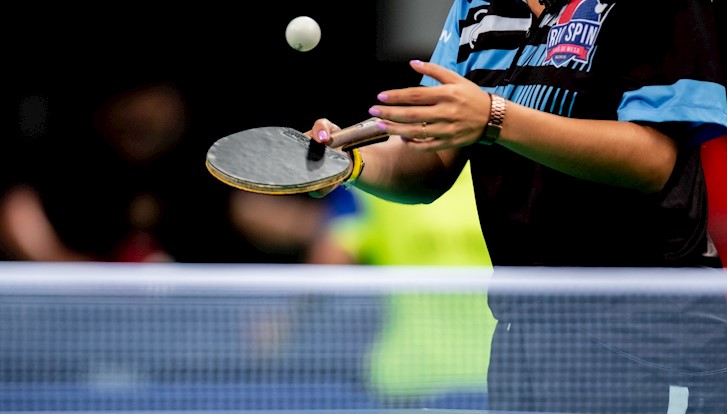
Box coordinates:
[343,148,364,189]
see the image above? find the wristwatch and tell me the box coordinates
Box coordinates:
[480,93,507,145]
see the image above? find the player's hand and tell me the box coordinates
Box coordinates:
[306,117,341,147]
[306,118,343,198]
[369,60,493,151]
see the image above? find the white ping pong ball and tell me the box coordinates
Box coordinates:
[285,16,321,52]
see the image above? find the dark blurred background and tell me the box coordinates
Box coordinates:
[2,1,725,264]
[5,1,450,137]
[0,1,451,264]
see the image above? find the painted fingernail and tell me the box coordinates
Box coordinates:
[377,93,389,102]
[368,107,381,116]
[375,121,388,131]
[318,130,329,142]
[410,59,424,66]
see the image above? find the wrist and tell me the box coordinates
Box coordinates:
[480,93,507,145]
[343,148,364,189]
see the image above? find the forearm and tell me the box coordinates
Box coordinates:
[354,138,466,204]
[499,101,678,193]
[0,186,92,261]
[369,61,681,195]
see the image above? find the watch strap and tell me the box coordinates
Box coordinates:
[480,93,506,145]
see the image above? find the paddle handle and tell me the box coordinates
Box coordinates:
[329,117,389,151]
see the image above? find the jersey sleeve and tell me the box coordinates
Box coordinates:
[611,0,727,145]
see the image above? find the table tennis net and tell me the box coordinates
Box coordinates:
[1,263,726,413]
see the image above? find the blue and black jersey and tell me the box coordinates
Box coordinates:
[426,4,727,402]
[424,0,727,266]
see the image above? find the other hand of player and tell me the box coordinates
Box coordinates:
[369,60,493,151]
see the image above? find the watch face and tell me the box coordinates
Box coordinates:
[480,124,501,145]
[485,125,501,142]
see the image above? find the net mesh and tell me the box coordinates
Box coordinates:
[1,263,726,413]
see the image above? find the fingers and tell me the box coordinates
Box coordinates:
[306,118,344,197]
[372,60,462,107]
[368,60,490,148]
[408,59,464,86]
[306,118,341,145]
[307,60,478,156]
[378,120,438,143]
[367,61,456,128]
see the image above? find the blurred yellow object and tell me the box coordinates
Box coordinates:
[329,161,496,399]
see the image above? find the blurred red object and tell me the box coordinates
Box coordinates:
[702,135,727,265]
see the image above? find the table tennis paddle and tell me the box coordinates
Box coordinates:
[206,117,389,195]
